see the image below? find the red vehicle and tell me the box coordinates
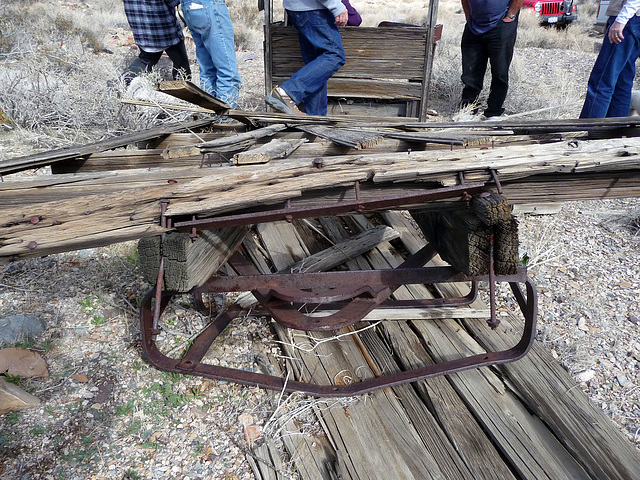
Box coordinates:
[521,0,577,25]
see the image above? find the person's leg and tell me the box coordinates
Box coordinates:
[460,25,488,113]
[581,16,640,118]
[182,0,242,107]
[607,16,640,117]
[484,18,518,117]
[120,49,162,86]
[165,41,192,80]
[280,9,345,116]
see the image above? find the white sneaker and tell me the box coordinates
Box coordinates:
[483,115,503,121]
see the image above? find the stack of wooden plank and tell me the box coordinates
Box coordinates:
[2,81,640,478]
[3,103,640,265]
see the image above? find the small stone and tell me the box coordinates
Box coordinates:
[243,424,261,445]
[0,315,46,346]
[628,315,639,325]
[575,369,596,383]
[238,412,253,427]
[577,317,588,331]
[617,375,632,388]
[72,373,89,383]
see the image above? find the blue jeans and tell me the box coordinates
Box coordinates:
[281,9,345,116]
[460,18,518,117]
[581,15,640,118]
[181,0,242,108]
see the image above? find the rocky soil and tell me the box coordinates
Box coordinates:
[1,12,640,480]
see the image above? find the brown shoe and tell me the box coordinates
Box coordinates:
[265,86,305,115]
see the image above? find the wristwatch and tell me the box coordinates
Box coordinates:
[506,12,517,19]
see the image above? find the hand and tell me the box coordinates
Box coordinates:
[503,16,514,22]
[609,21,625,44]
[335,10,348,26]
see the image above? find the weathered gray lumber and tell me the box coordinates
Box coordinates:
[296,125,383,150]
[464,314,640,480]
[138,227,250,292]
[233,138,307,165]
[158,80,230,113]
[5,136,640,263]
[252,220,469,479]
[411,205,519,276]
[469,192,513,226]
[319,215,501,480]
[0,118,217,175]
[246,437,287,480]
[360,211,590,480]
[163,123,288,159]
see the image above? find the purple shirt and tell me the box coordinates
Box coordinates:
[342,0,362,26]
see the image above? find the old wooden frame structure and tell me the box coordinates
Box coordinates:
[262,0,441,120]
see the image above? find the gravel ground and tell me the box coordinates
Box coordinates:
[2,14,640,480]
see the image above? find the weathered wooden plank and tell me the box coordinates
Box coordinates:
[233,138,307,165]
[163,124,288,159]
[138,226,249,292]
[464,315,640,480]
[5,136,640,262]
[296,126,382,150]
[354,211,591,480]
[318,215,502,480]
[158,80,230,112]
[0,118,217,175]
[254,220,466,479]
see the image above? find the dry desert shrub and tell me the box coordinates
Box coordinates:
[0,1,193,148]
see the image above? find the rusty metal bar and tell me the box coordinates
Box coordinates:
[172,183,484,231]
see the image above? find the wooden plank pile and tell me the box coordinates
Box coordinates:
[2,81,640,478]
[3,83,640,266]
[244,211,640,480]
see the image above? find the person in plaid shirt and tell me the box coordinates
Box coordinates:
[120,0,191,86]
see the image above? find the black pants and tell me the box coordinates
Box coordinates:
[460,18,518,117]
[121,41,192,86]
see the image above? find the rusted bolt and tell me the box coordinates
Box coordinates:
[168,179,178,184]
[30,216,40,225]
[312,157,324,169]
[461,192,472,202]
[27,241,38,250]
[285,214,294,223]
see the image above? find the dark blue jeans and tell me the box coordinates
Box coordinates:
[460,19,518,117]
[281,9,346,116]
[580,15,640,118]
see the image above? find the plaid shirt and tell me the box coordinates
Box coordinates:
[123,0,184,51]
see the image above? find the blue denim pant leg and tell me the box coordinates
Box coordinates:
[580,16,640,118]
[182,0,242,108]
[281,10,345,116]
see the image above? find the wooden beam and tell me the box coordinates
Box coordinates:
[158,80,230,113]
[0,118,218,176]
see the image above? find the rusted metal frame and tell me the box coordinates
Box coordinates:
[139,277,537,397]
[172,182,485,231]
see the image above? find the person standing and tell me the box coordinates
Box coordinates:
[580,0,640,118]
[265,0,348,116]
[120,0,191,86]
[458,0,522,119]
[180,0,243,108]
